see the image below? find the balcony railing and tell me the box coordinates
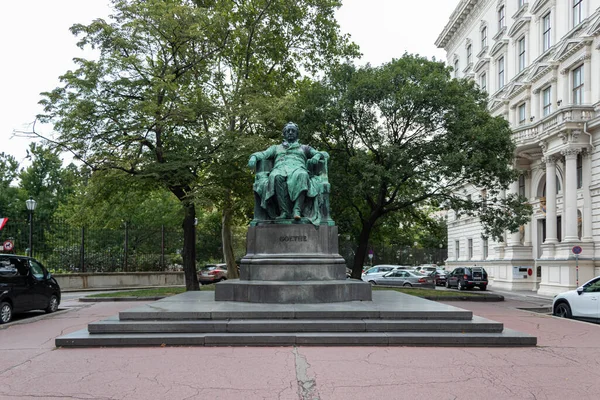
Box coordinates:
[512,106,596,145]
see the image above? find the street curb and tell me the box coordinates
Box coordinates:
[80,293,504,302]
[79,296,166,302]
[63,286,185,293]
[423,294,504,302]
[0,308,71,329]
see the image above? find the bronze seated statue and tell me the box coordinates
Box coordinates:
[248,122,332,226]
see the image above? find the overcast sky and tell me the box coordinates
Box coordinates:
[0,0,460,166]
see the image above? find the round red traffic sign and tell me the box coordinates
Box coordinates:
[2,240,14,251]
[572,245,583,255]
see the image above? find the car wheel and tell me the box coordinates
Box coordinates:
[45,295,59,313]
[0,302,12,324]
[368,280,376,285]
[457,281,464,291]
[403,283,412,287]
[554,302,572,318]
[479,285,487,291]
[445,280,451,289]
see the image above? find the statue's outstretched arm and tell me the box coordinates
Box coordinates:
[248,147,275,171]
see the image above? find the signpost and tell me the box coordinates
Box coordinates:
[572,245,582,287]
[368,250,374,267]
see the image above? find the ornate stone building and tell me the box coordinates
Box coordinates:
[436,0,600,295]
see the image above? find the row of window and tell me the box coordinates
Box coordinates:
[514,65,585,126]
[454,238,488,260]
[455,1,586,82]
[497,1,583,34]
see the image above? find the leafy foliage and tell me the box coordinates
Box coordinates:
[294,55,532,276]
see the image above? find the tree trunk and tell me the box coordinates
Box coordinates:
[222,190,239,279]
[182,202,200,291]
[351,219,376,279]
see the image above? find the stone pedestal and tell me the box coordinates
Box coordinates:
[215,224,372,303]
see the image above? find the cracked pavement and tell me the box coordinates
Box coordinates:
[0,294,599,399]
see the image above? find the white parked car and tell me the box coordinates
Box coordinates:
[361,265,410,283]
[553,276,600,322]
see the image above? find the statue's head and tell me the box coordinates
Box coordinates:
[282,122,299,142]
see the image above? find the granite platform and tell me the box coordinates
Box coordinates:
[55,290,537,347]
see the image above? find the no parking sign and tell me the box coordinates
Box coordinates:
[2,240,14,252]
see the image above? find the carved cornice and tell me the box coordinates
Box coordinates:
[436,0,489,49]
[530,0,555,16]
[512,3,529,19]
[507,17,531,38]
[473,58,490,73]
[506,82,531,100]
[528,63,557,83]
[492,27,507,42]
[553,39,593,64]
[490,39,509,57]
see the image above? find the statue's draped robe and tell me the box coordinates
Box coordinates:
[251,142,322,224]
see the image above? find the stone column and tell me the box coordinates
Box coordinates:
[582,149,593,241]
[551,76,558,110]
[524,171,533,246]
[495,189,506,259]
[584,54,592,104]
[507,178,521,246]
[509,104,517,126]
[532,88,541,120]
[562,148,581,242]
[544,156,559,244]
[560,68,569,106]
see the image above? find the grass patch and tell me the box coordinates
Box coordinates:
[371,286,486,297]
[87,286,214,298]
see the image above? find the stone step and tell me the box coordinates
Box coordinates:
[88,316,503,334]
[119,308,473,321]
[56,329,536,347]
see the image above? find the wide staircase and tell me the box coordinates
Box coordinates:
[56,291,536,347]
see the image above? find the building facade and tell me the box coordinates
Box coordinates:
[436,0,600,295]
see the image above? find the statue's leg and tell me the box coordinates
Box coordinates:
[293,191,306,220]
[274,175,292,219]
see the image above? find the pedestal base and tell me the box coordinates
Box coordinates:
[215,224,372,303]
[215,279,372,303]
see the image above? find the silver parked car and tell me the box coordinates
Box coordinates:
[370,269,435,288]
[361,265,401,282]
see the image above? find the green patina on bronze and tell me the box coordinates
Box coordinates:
[248,122,334,226]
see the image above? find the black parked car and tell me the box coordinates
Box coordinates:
[0,254,61,324]
[446,266,488,291]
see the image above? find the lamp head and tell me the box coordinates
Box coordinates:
[25,196,37,211]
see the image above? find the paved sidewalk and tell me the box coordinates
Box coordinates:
[0,295,599,399]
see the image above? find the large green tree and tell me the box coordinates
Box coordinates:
[296,55,532,278]
[39,0,229,289]
[0,153,21,218]
[194,0,358,277]
[19,143,81,220]
[37,0,357,287]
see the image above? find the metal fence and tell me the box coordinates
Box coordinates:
[0,218,447,273]
[0,218,185,273]
[339,240,447,270]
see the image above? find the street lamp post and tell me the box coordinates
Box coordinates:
[413,241,418,266]
[25,196,37,257]
[439,243,443,264]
